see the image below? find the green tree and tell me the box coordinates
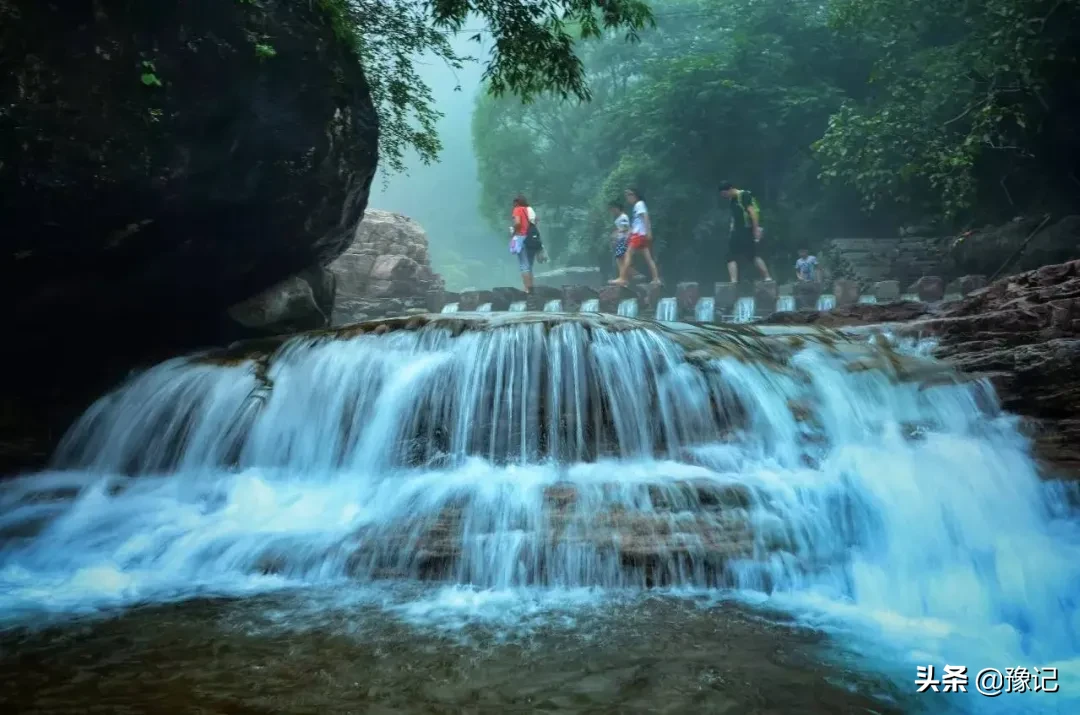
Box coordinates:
[325,0,654,175]
[814,0,1080,223]
[472,0,864,280]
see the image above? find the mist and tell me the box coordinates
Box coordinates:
[370,31,522,291]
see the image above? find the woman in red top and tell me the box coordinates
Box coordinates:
[510,194,536,293]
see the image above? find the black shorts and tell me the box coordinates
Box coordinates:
[726,230,756,264]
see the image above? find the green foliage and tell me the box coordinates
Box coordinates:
[254,43,277,59]
[139,60,162,87]
[814,0,1080,221]
[472,0,1079,279]
[472,0,858,276]
[311,0,652,177]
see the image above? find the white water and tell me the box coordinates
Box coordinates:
[733,296,756,323]
[579,299,600,313]
[858,295,878,305]
[694,297,715,322]
[441,303,460,313]
[508,301,527,312]
[817,294,837,311]
[543,299,562,312]
[616,298,638,318]
[655,297,678,322]
[775,296,795,313]
[1,315,1078,714]
[901,293,919,302]
[476,303,493,312]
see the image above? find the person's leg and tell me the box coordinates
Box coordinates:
[610,244,636,285]
[641,247,661,284]
[518,245,534,292]
[754,256,772,281]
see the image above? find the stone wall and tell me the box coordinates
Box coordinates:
[820,238,950,287]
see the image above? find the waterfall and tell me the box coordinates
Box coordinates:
[579,299,600,313]
[476,303,493,312]
[858,295,878,304]
[543,299,562,312]
[655,297,677,322]
[441,303,460,313]
[508,301,527,312]
[901,293,919,302]
[694,297,715,322]
[732,296,755,323]
[775,296,795,312]
[2,312,1079,714]
[616,298,638,318]
[817,294,836,311]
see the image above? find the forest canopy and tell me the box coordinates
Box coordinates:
[336,0,653,174]
[468,0,1080,281]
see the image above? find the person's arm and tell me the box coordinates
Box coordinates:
[747,203,762,240]
[643,210,652,240]
[794,260,804,281]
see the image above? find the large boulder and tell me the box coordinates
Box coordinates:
[2,0,376,347]
[329,210,443,324]
[0,0,376,473]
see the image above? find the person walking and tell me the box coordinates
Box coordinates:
[509,194,540,293]
[719,181,772,283]
[609,188,661,286]
[607,200,631,275]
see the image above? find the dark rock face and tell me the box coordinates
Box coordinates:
[1,0,377,474]
[922,261,1080,478]
[2,0,377,343]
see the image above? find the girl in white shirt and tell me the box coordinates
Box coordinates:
[610,188,661,286]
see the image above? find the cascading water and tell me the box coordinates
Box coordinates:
[579,298,600,313]
[775,295,795,312]
[543,299,562,312]
[817,294,837,311]
[2,312,1078,714]
[733,296,756,323]
[441,302,460,313]
[901,293,919,302]
[858,295,878,305]
[476,303,493,312]
[508,301,527,312]
[616,298,638,318]
[694,297,716,322]
[655,297,678,322]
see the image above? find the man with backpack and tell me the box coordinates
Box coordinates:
[719,181,772,283]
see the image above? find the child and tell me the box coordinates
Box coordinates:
[608,200,630,273]
[794,248,819,282]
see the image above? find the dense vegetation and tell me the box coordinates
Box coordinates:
[467,0,1079,281]
[326,0,652,174]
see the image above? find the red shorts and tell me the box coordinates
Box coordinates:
[628,233,649,250]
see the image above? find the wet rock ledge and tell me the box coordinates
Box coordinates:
[764,260,1080,479]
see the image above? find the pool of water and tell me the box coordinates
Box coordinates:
[0,586,919,714]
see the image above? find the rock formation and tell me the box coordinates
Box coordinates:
[1,0,377,472]
[2,0,376,345]
[763,259,1080,479]
[329,210,443,324]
